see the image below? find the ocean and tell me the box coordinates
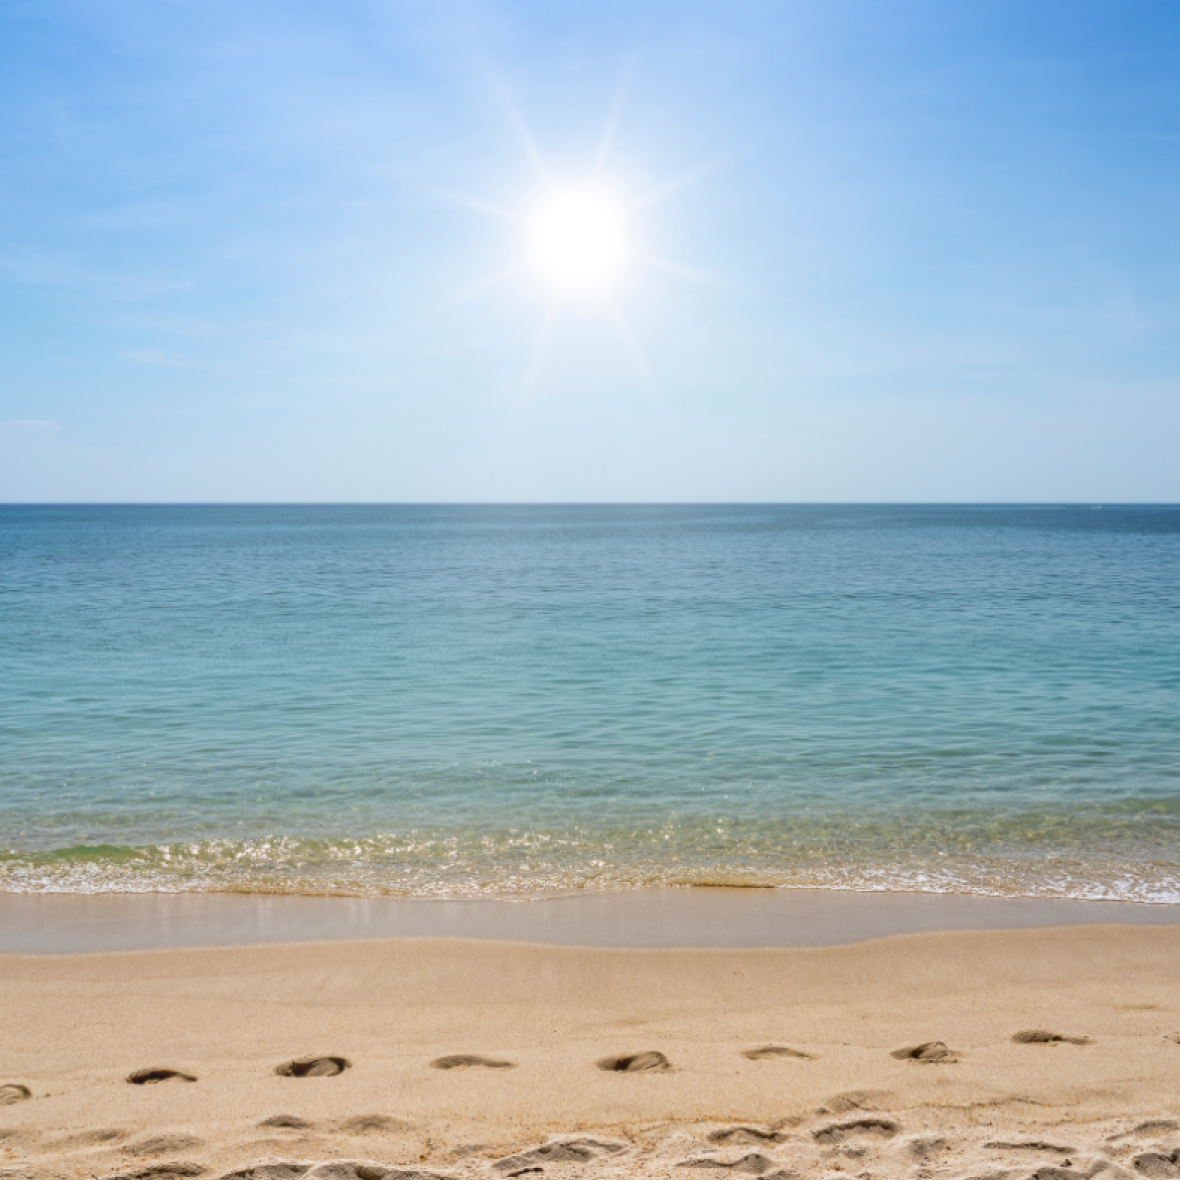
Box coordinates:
[1,504,1178,903]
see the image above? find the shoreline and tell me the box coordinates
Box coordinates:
[1,886,1179,954]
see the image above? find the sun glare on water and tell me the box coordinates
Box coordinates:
[526,186,630,297]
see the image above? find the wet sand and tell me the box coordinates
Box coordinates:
[3,888,1180,954]
[3,910,1180,1180]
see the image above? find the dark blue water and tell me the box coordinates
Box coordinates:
[2,504,1178,901]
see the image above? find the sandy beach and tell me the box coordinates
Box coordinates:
[3,918,1180,1180]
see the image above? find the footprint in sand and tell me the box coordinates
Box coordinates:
[1110,1122,1180,1142]
[891,1041,959,1063]
[493,1138,626,1171]
[1012,1029,1092,1045]
[677,1152,778,1173]
[596,1050,671,1072]
[103,1165,206,1179]
[126,1134,205,1156]
[275,1056,350,1078]
[259,1115,317,1130]
[430,1055,515,1071]
[49,1128,129,1148]
[224,1166,450,1179]
[0,1083,31,1105]
[817,1091,897,1115]
[813,1117,901,1144]
[985,1140,1078,1154]
[127,1069,197,1085]
[708,1127,788,1146]
[1132,1152,1180,1180]
[906,1136,948,1162]
[336,1115,411,1134]
[742,1046,812,1061]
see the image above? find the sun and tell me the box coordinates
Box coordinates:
[526,186,630,297]
[436,82,715,393]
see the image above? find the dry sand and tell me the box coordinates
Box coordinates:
[3,924,1180,1180]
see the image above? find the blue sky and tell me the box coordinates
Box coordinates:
[2,0,1178,501]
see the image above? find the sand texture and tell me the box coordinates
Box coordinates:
[2,925,1180,1180]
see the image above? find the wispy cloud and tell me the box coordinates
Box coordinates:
[425,187,519,222]
[122,349,189,368]
[0,419,61,436]
[0,252,188,300]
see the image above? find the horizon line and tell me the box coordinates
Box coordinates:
[2,501,1175,509]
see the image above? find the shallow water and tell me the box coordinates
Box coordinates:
[2,504,1178,901]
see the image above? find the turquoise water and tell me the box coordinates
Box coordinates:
[2,504,1178,902]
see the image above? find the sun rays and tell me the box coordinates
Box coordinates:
[434,77,715,399]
